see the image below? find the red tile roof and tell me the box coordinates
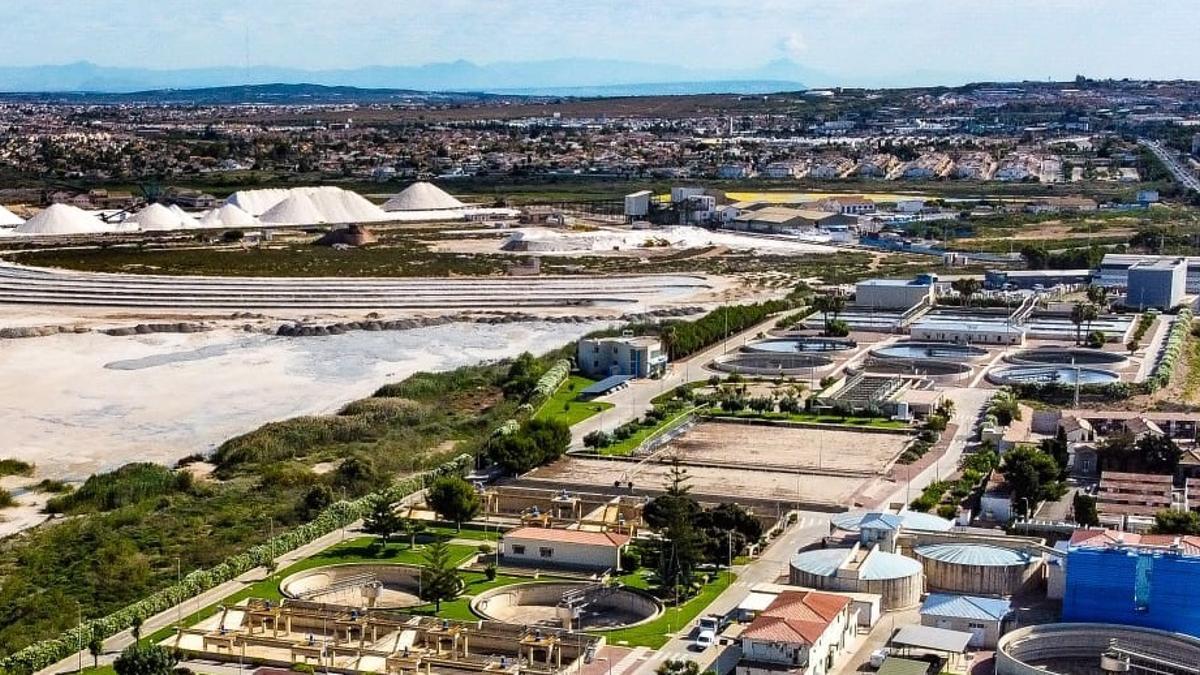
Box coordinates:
[742,591,850,645]
[503,527,630,548]
[1070,528,1200,555]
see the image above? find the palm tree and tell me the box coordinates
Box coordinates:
[950,278,982,307]
[1082,303,1100,344]
[1070,302,1087,345]
[1086,284,1109,309]
[812,295,833,332]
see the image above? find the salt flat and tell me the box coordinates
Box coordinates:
[0,321,604,481]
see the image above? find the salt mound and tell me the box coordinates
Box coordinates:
[226,186,388,224]
[0,204,23,227]
[259,191,326,224]
[383,181,465,211]
[15,203,110,235]
[226,188,293,217]
[168,204,202,229]
[199,203,258,228]
[130,203,191,231]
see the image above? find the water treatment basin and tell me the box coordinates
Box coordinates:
[470,581,662,630]
[746,337,856,354]
[987,365,1121,386]
[871,341,988,361]
[279,563,426,609]
[1007,348,1127,366]
[711,351,832,376]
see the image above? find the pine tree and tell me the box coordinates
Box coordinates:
[363,496,403,544]
[652,458,703,602]
[419,539,461,611]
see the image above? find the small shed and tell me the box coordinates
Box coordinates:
[919,593,1011,648]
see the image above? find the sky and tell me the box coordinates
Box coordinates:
[3,0,1198,83]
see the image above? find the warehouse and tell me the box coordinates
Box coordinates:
[1097,253,1200,293]
[914,543,1043,597]
[855,275,937,310]
[1127,257,1187,310]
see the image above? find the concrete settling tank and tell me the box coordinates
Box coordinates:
[789,545,923,609]
[914,543,1042,596]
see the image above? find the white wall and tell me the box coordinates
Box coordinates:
[502,537,621,570]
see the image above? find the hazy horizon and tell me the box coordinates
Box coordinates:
[3,0,1199,90]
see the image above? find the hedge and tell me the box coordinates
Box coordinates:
[532,359,571,400]
[0,453,472,674]
[1144,308,1192,393]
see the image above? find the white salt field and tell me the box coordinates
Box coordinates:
[455,225,836,256]
[0,320,604,481]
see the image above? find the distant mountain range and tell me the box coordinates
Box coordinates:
[0,83,511,105]
[0,59,820,96]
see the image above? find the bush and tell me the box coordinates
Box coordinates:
[0,459,34,477]
[1086,330,1105,349]
[620,547,641,572]
[583,430,611,450]
[937,504,958,520]
[484,563,497,581]
[45,463,189,515]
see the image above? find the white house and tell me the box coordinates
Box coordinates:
[500,527,630,571]
[738,591,857,675]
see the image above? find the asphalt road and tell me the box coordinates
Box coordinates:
[1140,138,1200,192]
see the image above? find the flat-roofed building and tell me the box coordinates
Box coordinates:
[910,319,1025,346]
[1127,257,1187,310]
[855,276,936,310]
[576,335,667,379]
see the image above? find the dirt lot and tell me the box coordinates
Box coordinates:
[659,421,910,474]
[526,455,866,506]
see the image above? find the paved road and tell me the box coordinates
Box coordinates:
[630,513,833,674]
[1140,138,1200,192]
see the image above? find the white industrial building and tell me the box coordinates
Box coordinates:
[1098,253,1200,293]
[624,190,652,219]
[576,335,667,379]
[1127,258,1187,310]
[737,590,857,675]
[910,318,1026,345]
[855,276,936,310]
[499,527,629,570]
[920,593,1011,649]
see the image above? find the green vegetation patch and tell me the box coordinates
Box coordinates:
[532,375,613,427]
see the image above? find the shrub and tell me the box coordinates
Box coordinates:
[484,563,497,581]
[0,459,34,477]
[937,504,958,520]
[45,463,188,514]
[620,547,641,572]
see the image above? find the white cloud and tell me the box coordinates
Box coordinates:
[778,32,808,60]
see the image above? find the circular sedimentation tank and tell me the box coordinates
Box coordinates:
[858,357,971,378]
[987,365,1120,386]
[914,543,1042,596]
[745,337,856,354]
[789,547,923,609]
[711,351,832,376]
[997,624,1200,675]
[830,510,955,533]
[871,341,988,361]
[280,563,426,609]
[1006,348,1127,366]
[470,581,662,630]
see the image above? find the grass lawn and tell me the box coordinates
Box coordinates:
[594,572,734,649]
[703,408,910,430]
[598,406,697,457]
[146,536,478,644]
[533,375,613,427]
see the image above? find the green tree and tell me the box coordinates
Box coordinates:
[425,476,480,531]
[649,458,704,602]
[502,352,542,400]
[1001,445,1064,517]
[950,278,982,307]
[418,539,461,611]
[487,418,570,474]
[363,496,403,544]
[400,517,427,549]
[1086,284,1109,308]
[656,660,701,675]
[1073,492,1100,527]
[130,615,143,642]
[1040,427,1070,477]
[113,644,178,675]
[1138,434,1183,475]
[1070,303,1087,345]
[1152,509,1200,535]
[89,636,103,669]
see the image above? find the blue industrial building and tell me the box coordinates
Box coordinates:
[1062,545,1200,637]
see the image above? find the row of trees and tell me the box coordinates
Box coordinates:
[656,300,795,360]
[487,418,571,474]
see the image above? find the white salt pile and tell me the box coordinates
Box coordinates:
[227,186,389,224]
[198,203,258,228]
[14,203,110,235]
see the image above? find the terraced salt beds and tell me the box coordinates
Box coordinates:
[0,262,711,311]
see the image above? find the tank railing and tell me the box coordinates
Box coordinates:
[293,572,380,599]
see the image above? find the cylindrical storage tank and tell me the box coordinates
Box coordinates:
[915,543,1042,596]
[789,548,923,610]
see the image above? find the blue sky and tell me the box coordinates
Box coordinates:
[4,0,1198,82]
